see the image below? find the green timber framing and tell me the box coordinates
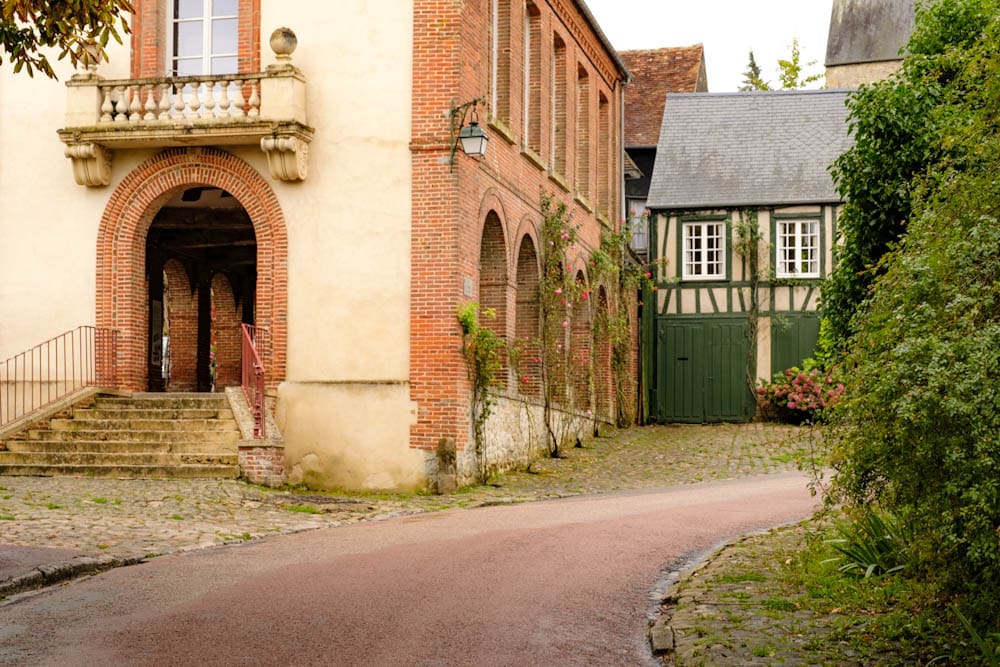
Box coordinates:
[642,205,839,423]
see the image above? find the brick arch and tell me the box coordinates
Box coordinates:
[570,269,592,411]
[96,147,287,391]
[594,284,613,423]
[210,272,243,390]
[479,210,510,387]
[514,233,542,398]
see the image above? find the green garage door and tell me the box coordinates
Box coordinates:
[654,318,754,423]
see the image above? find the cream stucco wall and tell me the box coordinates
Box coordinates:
[0,39,130,359]
[259,2,420,488]
[0,2,421,490]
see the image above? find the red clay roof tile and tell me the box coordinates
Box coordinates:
[621,45,707,147]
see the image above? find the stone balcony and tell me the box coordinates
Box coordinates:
[58,30,313,186]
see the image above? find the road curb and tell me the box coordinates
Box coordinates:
[0,553,147,599]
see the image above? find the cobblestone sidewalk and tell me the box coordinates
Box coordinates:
[0,423,821,602]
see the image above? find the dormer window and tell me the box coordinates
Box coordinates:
[171,0,239,76]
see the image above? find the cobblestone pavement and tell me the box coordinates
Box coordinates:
[0,423,821,561]
[2,422,828,662]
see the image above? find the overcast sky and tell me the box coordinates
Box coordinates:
[584,0,834,92]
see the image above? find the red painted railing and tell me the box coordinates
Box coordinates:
[241,324,269,439]
[0,326,118,429]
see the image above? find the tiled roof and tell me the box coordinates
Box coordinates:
[647,90,853,210]
[621,46,706,147]
[826,0,915,66]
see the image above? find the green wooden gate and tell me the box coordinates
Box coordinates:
[653,318,754,423]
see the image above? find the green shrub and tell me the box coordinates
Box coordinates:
[824,511,913,579]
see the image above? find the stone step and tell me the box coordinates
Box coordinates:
[24,429,240,444]
[0,463,240,479]
[48,418,240,432]
[0,451,238,466]
[95,395,230,410]
[5,440,237,455]
[73,408,234,420]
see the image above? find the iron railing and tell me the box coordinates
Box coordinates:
[0,326,118,429]
[241,324,269,439]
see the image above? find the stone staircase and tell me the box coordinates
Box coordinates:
[0,393,241,479]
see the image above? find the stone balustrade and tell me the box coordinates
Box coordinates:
[96,75,264,124]
[57,28,313,186]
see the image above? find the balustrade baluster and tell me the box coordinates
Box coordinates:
[247,80,260,118]
[217,80,231,119]
[143,83,157,120]
[114,86,129,123]
[190,82,202,118]
[128,85,142,123]
[230,79,246,118]
[173,82,187,118]
[100,87,114,123]
[201,80,216,119]
[158,83,171,120]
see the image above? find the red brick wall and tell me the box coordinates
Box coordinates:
[131,0,261,78]
[163,259,198,391]
[211,273,242,390]
[411,0,628,450]
[96,148,287,392]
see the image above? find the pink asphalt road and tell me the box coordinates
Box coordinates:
[0,473,817,666]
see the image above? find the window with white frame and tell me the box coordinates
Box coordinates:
[628,198,648,252]
[171,0,238,76]
[682,221,725,279]
[776,219,820,278]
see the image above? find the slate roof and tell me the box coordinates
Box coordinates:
[647,90,853,210]
[620,46,707,147]
[826,0,915,66]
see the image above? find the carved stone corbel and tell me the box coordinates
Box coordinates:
[260,134,309,181]
[64,142,112,187]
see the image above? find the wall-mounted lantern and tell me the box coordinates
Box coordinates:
[449,97,488,169]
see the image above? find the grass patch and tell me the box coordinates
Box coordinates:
[0,514,15,521]
[285,504,321,514]
[717,571,766,584]
[762,598,797,612]
[91,497,108,505]
[169,513,184,520]
[45,503,63,510]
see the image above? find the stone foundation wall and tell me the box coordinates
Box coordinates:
[425,394,600,490]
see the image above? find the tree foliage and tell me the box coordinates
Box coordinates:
[828,0,1000,633]
[822,0,996,348]
[739,50,770,91]
[776,38,823,89]
[0,0,133,78]
[739,40,823,92]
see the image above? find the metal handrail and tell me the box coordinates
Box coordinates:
[0,326,118,428]
[241,324,269,439]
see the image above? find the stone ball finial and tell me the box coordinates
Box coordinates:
[270,27,298,62]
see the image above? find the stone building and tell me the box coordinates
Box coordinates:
[825,0,916,88]
[0,1,629,490]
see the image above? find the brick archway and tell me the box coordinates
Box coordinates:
[96,147,287,391]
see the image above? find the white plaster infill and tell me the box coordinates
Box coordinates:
[57,29,313,186]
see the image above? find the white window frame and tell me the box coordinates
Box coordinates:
[775,219,820,278]
[168,0,239,76]
[682,220,725,280]
[627,198,648,252]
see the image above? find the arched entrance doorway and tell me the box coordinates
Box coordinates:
[146,187,256,392]
[96,148,287,392]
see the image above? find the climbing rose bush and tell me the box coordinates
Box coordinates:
[757,361,845,424]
